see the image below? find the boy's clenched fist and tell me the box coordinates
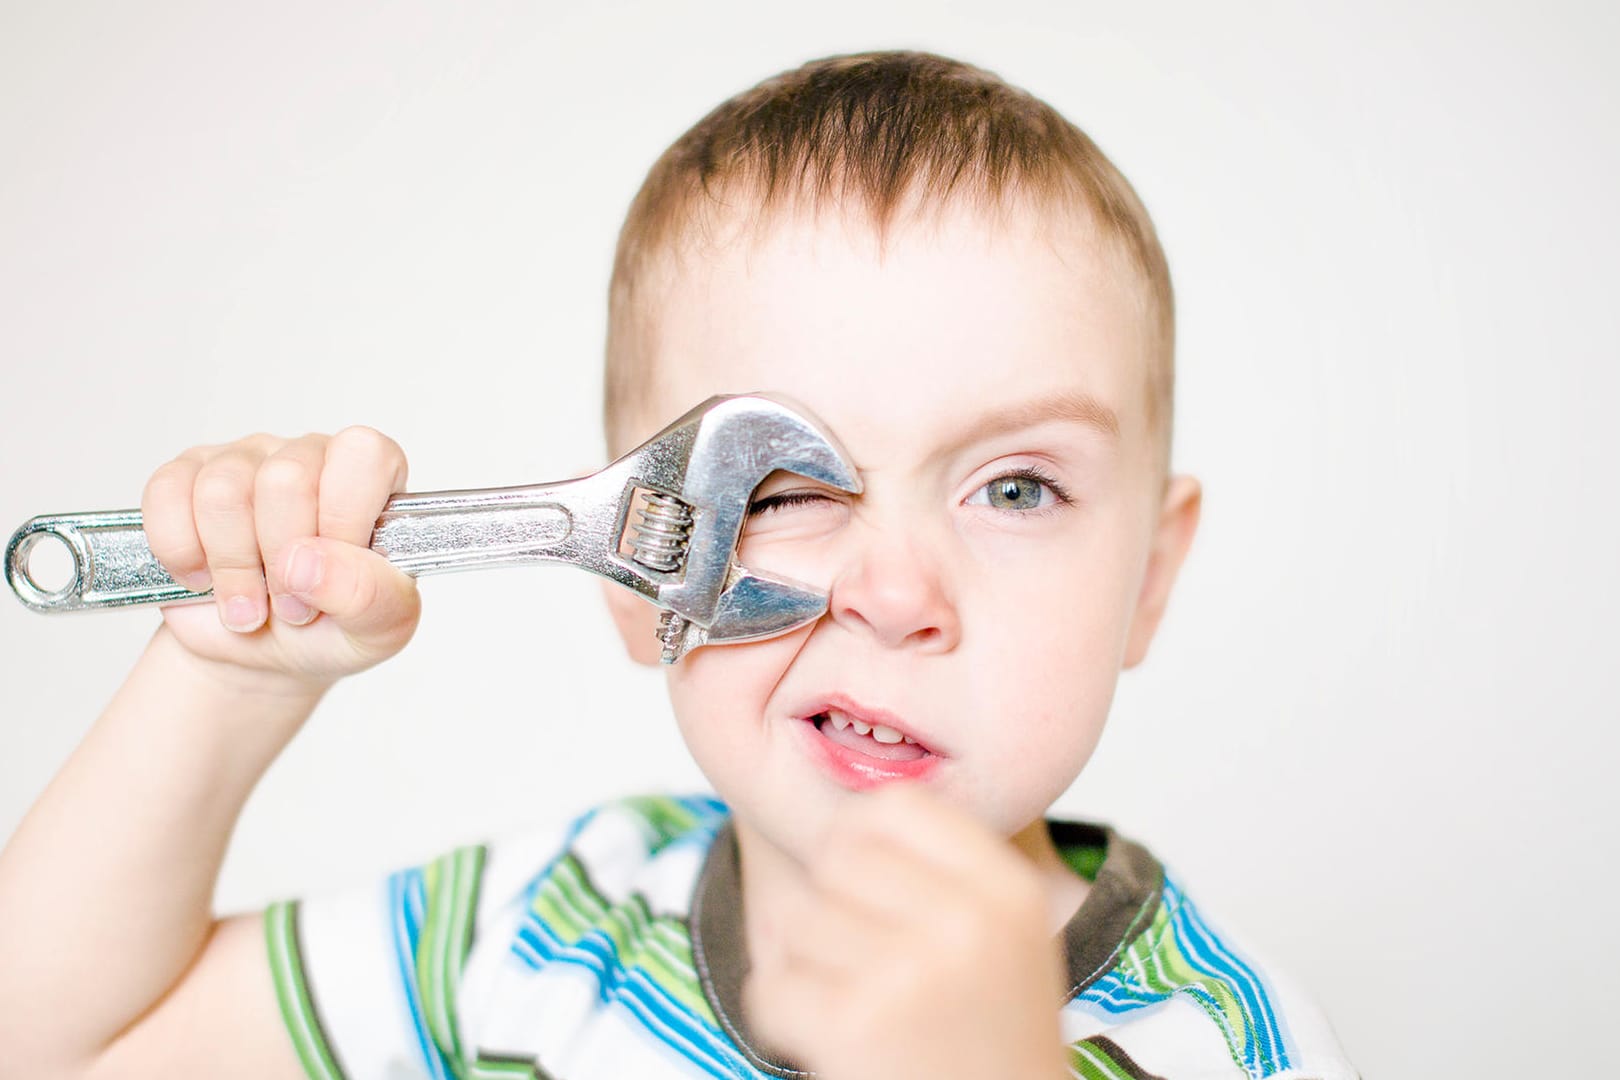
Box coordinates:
[744,784,1072,1080]
[139,425,421,695]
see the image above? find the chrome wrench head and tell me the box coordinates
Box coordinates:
[611,393,861,662]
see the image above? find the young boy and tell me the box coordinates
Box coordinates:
[0,51,1356,1080]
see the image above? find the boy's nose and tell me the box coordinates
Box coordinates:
[824,533,961,653]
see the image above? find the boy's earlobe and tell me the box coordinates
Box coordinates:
[1123,475,1203,670]
[601,580,666,666]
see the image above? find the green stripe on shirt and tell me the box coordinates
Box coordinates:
[525,842,717,1022]
[418,844,488,1079]
[1069,1036,1166,1080]
[266,900,347,1080]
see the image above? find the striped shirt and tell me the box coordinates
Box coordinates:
[265,795,1356,1080]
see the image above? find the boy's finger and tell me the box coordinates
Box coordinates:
[192,449,270,633]
[780,892,881,977]
[832,784,1015,886]
[281,539,420,653]
[809,827,945,921]
[255,434,328,625]
[140,455,209,591]
[317,426,409,548]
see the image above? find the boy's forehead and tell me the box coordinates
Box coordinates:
[634,206,1153,467]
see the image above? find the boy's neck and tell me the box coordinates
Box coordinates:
[734,808,1093,966]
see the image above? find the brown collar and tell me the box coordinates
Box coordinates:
[689,817,1164,1077]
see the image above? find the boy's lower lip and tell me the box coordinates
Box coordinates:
[796,715,941,790]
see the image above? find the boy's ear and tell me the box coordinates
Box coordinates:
[1123,475,1202,669]
[601,580,665,666]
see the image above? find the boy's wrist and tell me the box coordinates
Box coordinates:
[147,623,333,711]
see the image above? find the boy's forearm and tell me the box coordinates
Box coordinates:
[0,624,325,1071]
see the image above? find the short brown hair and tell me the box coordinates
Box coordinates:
[604,50,1174,464]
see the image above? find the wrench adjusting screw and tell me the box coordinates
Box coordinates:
[629,490,695,572]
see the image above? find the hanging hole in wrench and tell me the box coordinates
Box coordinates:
[17,530,79,597]
[622,486,695,573]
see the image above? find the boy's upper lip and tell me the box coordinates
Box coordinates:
[788,691,942,754]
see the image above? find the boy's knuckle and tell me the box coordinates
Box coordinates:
[335,425,407,481]
[214,567,262,589]
[254,455,316,500]
[335,424,387,456]
[142,460,194,509]
[345,559,380,612]
[192,459,256,516]
[242,431,281,452]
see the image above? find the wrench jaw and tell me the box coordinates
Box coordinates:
[656,565,832,663]
[627,393,861,664]
[657,394,860,625]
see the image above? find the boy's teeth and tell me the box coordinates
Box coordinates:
[822,709,912,746]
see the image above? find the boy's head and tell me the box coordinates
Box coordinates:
[599,51,1200,867]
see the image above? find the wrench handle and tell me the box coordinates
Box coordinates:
[5,485,578,614]
[7,511,190,613]
[368,486,574,575]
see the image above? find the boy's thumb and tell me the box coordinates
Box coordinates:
[283,537,421,646]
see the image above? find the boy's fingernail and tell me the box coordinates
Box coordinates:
[182,570,212,592]
[285,545,323,595]
[272,593,314,625]
[221,595,263,633]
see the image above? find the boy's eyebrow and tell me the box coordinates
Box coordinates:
[928,389,1121,460]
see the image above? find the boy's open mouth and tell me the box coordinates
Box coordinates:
[808,708,932,762]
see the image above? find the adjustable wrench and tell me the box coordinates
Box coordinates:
[3,393,861,663]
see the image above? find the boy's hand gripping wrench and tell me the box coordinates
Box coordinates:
[3,394,861,663]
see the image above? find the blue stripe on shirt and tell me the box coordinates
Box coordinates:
[1165,877,1292,1075]
[512,902,750,1079]
[388,868,454,1080]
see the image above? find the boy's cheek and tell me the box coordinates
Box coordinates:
[666,627,808,729]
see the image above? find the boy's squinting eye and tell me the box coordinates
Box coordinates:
[965,466,1073,514]
[746,489,836,517]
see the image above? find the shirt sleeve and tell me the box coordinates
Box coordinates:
[264,843,489,1080]
[262,811,582,1080]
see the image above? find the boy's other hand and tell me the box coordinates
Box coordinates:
[744,784,1071,1080]
[140,427,421,697]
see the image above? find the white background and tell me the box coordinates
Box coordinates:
[2,2,1615,1076]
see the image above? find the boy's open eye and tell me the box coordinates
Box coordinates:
[966,466,1073,513]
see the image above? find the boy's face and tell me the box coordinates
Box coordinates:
[612,202,1197,867]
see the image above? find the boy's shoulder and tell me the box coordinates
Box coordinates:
[269,794,1355,1080]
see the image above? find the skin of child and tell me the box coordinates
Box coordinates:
[599,198,1202,1079]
